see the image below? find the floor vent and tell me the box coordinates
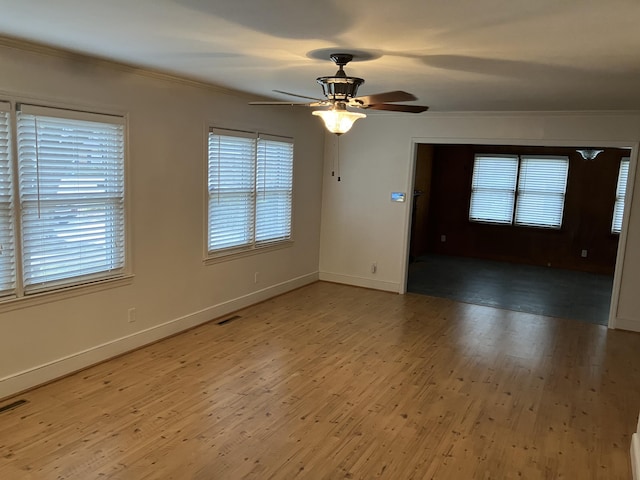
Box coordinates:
[217,315,241,325]
[0,399,28,414]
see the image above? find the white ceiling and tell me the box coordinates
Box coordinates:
[0,0,639,112]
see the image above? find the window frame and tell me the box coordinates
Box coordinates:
[0,99,131,306]
[205,127,294,262]
[469,153,569,230]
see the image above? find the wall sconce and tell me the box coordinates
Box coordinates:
[576,149,603,160]
[312,103,366,135]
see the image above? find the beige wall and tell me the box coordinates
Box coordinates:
[0,44,325,398]
[319,112,640,330]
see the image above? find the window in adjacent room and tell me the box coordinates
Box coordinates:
[15,104,127,295]
[515,156,569,229]
[469,154,569,229]
[469,154,519,224]
[207,128,293,258]
[612,157,630,234]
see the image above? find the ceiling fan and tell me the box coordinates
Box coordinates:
[250,53,429,135]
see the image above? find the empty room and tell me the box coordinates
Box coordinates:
[1,2,640,479]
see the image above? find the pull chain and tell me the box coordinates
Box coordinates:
[337,135,341,182]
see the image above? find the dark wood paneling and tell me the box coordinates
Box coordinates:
[418,144,626,274]
[410,145,433,259]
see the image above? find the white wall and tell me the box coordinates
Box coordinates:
[319,112,640,331]
[0,43,325,398]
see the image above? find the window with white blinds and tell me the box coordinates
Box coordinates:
[470,154,569,229]
[469,155,518,224]
[0,103,16,297]
[515,156,569,228]
[612,157,630,234]
[208,132,256,251]
[207,129,293,256]
[16,105,126,293]
[256,137,293,244]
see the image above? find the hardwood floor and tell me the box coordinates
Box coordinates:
[1,281,639,479]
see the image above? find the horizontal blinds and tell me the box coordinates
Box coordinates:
[208,132,256,252]
[469,155,518,224]
[515,156,568,228]
[256,138,293,244]
[19,104,125,126]
[17,110,125,292]
[0,103,16,296]
[612,157,630,233]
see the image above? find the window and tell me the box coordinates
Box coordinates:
[0,102,15,297]
[0,103,127,299]
[469,154,569,229]
[612,157,630,234]
[207,129,293,257]
[469,155,518,224]
[515,156,569,228]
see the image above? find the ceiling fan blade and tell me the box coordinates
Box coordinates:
[365,103,429,113]
[249,101,328,108]
[351,90,417,106]
[273,90,324,102]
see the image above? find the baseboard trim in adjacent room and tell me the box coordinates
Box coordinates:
[319,272,400,293]
[0,272,319,400]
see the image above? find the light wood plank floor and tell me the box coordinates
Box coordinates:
[1,281,640,479]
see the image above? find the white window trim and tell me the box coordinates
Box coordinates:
[0,98,131,306]
[203,127,294,263]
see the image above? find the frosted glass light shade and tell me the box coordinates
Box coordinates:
[576,149,603,160]
[312,108,366,135]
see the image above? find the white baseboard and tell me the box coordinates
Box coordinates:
[319,271,400,293]
[612,316,640,333]
[0,272,318,400]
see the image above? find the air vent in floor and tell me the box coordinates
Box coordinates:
[0,399,28,414]
[217,315,241,325]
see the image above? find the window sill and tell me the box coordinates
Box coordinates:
[203,240,293,265]
[0,274,135,313]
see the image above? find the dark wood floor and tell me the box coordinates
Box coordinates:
[408,254,614,325]
[1,282,638,479]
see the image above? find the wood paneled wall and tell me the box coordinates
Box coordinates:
[413,144,627,275]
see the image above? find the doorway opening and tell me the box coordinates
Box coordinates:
[407,143,629,326]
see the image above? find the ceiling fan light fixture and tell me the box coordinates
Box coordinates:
[312,104,366,135]
[576,149,604,160]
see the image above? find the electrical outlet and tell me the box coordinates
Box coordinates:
[371,263,377,274]
[581,249,588,258]
[128,308,136,323]
[441,235,446,242]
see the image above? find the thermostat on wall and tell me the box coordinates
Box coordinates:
[391,192,406,202]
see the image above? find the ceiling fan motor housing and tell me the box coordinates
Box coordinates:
[316,53,364,101]
[316,75,364,101]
